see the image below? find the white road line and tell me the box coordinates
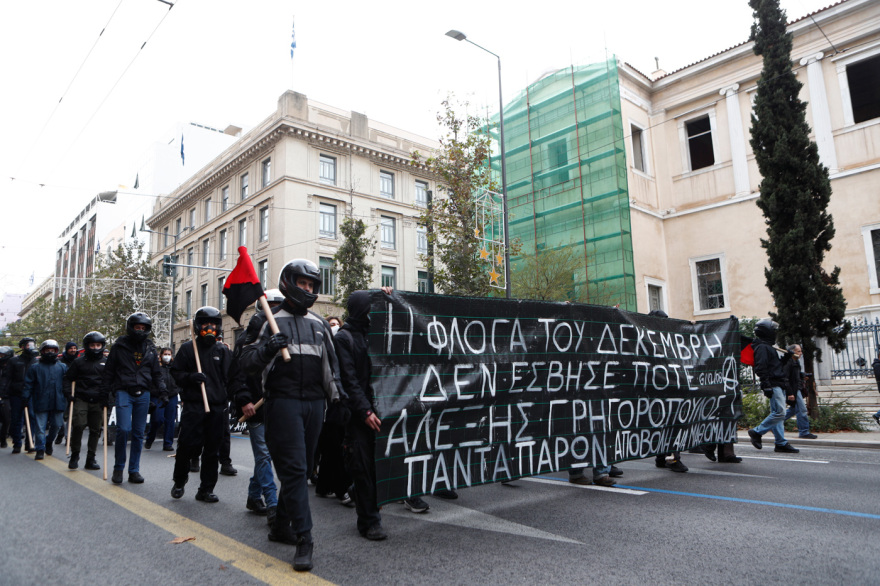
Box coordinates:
[522,476,648,495]
[739,455,829,464]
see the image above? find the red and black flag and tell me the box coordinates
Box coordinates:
[223,247,264,324]
[740,334,755,366]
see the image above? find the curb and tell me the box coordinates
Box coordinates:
[736,434,880,450]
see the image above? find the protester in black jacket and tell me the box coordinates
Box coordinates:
[170,307,241,503]
[64,332,107,470]
[782,344,816,439]
[102,313,167,484]
[6,338,38,453]
[747,319,798,453]
[145,347,180,451]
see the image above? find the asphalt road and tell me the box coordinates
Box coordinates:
[2,436,879,585]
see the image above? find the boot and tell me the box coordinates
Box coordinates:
[266,506,277,528]
[85,452,100,470]
[68,451,80,470]
[293,533,314,571]
[45,442,53,456]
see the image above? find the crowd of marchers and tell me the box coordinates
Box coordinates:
[2,259,879,575]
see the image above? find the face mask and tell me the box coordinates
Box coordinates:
[41,352,58,364]
[198,323,218,343]
[162,355,172,364]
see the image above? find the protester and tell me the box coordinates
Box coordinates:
[64,332,107,470]
[648,310,688,473]
[145,347,179,451]
[783,344,816,439]
[0,346,15,448]
[102,312,167,484]
[7,338,38,453]
[747,319,799,453]
[872,348,880,426]
[239,259,343,572]
[171,307,240,503]
[55,341,79,446]
[327,316,342,335]
[22,340,67,460]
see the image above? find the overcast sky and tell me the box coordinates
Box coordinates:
[0,0,833,297]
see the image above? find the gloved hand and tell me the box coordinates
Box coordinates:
[760,380,773,398]
[260,333,289,360]
[99,393,110,408]
[190,372,207,384]
[157,392,170,408]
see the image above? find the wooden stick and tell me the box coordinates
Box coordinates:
[102,406,108,481]
[66,381,75,456]
[238,397,264,423]
[259,296,290,362]
[190,320,211,413]
[23,406,34,451]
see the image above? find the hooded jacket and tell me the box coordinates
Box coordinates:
[102,335,166,396]
[335,291,376,422]
[172,338,240,408]
[751,337,790,391]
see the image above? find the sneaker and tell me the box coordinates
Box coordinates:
[362,524,387,541]
[654,455,667,468]
[247,497,268,515]
[34,450,45,460]
[609,465,623,477]
[163,445,175,452]
[339,492,355,508]
[404,496,430,513]
[433,488,458,499]
[171,484,185,499]
[195,489,219,503]
[774,444,800,453]
[568,476,592,486]
[144,440,153,450]
[593,475,616,487]
[799,433,817,439]
[293,536,314,572]
[748,429,763,450]
[112,470,123,484]
[219,463,237,476]
[668,460,688,473]
[128,472,145,484]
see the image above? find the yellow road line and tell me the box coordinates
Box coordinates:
[41,456,333,586]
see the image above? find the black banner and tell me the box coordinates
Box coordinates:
[370,291,742,504]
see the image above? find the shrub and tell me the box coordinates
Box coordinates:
[737,392,867,432]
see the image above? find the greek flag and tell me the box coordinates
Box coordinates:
[180,133,185,166]
[290,18,296,58]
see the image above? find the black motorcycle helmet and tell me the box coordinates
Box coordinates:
[0,346,14,363]
[278,259,321,311]
[82,331,107,360]
[126,312,153,342]
[193,306,223,343]
[754,318,778,344]
[19,337,36,354]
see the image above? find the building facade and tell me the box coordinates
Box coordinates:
[147,92,439,347]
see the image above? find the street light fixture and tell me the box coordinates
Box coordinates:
[445,29,512,299]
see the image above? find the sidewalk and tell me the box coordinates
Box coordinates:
[736,427,880,450]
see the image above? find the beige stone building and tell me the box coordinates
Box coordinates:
[146,92,439,348]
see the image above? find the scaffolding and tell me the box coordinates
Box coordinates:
[489,58,636,308]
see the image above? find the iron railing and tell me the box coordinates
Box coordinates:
[830,317,880,379]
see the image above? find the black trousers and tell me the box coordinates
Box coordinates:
[315,420,350,498]
[219,405,232,465]
[265,397,323,537]
[173,405,225,491]
[0,399,10,443]
[344,420,381,534]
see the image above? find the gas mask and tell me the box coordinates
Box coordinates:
[198,323,218,344]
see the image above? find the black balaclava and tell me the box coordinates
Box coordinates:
[345,291,371,332]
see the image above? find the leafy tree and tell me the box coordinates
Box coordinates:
[748,0,850,372]
[333,215,376,311]
[512,245,618,305]
[413,99,499,297]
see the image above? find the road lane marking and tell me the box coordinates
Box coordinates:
[614,484,880,520]
[39,456,332,585]
[739,455,829,464]
[524,476,648,495]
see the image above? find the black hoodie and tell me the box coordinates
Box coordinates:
[335,291,376,421]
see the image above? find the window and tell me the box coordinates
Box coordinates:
[238,218,247,248]
[319,257,336,296]
[415,181,428,207]
[861,224,880,294]
[185,290,192,319]
[381,266,396,288]
[380,171,394,198]
[219,229,227,261]
[416,225,428,255]
[175,217,182,236]
[200,283,208,307]
[186,247,194,276]
[380,216,396,249]
[202,239,210,267]
[320,155,336,185]
[846,54,880,124]
[204,197,212,222]
[189,208,196,229]
[241,173,249,200]
[547,139,569,185]
[418,270,432,293]
[689,255,728,313]
[218,277,226,310]
[631,124,647,173]
[222,186,230,212]
[319,203,337,238]
[163,226,169,247]
[261,158,271,188]
[685,116,715,171]
[259,206,269,242]
[258,259,268,289]
[645,277,666,313]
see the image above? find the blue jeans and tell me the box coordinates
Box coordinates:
[33,411,63,452]
[754,386,787,446]
[247,421,278,507]
[147,395,178,449]
[114,391,151,473]
[784,391,811,436]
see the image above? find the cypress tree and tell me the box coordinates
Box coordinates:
[748,0,850,371]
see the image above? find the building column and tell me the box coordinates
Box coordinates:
[719,84,750,197]
[799,52,838,173]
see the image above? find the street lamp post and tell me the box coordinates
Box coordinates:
[446,29,512,299]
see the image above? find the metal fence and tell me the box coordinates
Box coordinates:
[830,317,880,379]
